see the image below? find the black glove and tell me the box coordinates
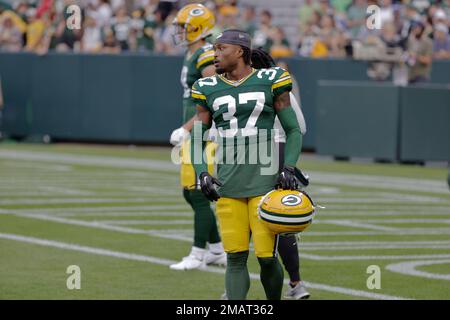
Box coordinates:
[294,167,309,188]
[276,165,298,190]
[199,172,223,202]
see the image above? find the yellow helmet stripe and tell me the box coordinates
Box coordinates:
[259,209,315,224]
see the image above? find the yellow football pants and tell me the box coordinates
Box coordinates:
[216,196,278,258]
[180,139,215,189]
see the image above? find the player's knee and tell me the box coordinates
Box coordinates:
[257,256,282,273]
[227,251,249,270]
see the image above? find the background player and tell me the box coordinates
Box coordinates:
[169,3,226,271]
[190,29,303,300]
[251,48,310,300]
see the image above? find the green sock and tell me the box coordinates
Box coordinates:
[258,257,284,300]
[189,189,221,248]
[226,251,250,300]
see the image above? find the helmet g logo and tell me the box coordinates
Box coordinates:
[190,8,204,16]
[281,195,302,206]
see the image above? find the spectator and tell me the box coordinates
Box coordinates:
[270,26,293,58]
[0,15,23,51]
[253,9,274,53]
[407,21,433,83]
[81,14,102,52]
[111,6,131,51]
[102,27,121,53]
[379,0,395,26]
[433,23,450,59]
[129,8,153,52]
[153,2,178,55]
[298,23,329,57]
[317,0,334,16]
[318,14,347,57]
[240,5,257,37]
[92,0,113,29]
[34,12,57,55]
[432,7,448,26]
[331,0,352,13]
[25,8,45,52]
[347,0,367,39]
[298,0,319,33]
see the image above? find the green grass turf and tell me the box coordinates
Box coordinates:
[1,142,449,300]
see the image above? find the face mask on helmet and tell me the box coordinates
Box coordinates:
[172,21,201,46]
[172,4,215,46]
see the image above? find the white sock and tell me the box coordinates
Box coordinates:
[190,246,206,260]
[208,242,224,254]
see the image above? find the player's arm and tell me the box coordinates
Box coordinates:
[178,65,216,133]
[170,55,216,146]
[274,91,303,190]
[191,105,222,201]
[289,92,307,135]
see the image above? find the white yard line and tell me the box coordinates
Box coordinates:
[317,220,399,231]
[0,197,180,205]
[316,205,450,211]
[386,259,450,281]
[0,232,410,300]
[99,219,193,225]
[298,253,450,261]
[59,212,193,218]
[303,229,450,236]
[1,149,448,194]
[315,211,450,217]
[0,150,177,172]
[5,211,450,238]
[309,171,449,194]
[342,219,450,224]
[316,198,447,204]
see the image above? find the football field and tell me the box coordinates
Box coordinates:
[1,143,449,300]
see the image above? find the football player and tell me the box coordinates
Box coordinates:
[190,29,303,300]
[251,49,310,300]
[169,3,226,271]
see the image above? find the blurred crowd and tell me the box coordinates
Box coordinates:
[0,0,449,62]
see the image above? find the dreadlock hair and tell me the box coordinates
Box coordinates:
[241,46,252,65]
[251,47,276,69]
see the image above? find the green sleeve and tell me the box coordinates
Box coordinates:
[191,81,209,110]
[277,106,302,166]
[190,121,210,177]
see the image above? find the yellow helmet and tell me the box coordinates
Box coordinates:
[173,3,215,45]
[258,189,316,235]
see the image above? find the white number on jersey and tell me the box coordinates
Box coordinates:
[256,68,279,81]
[198,77,218,87]
[212,92,266,138]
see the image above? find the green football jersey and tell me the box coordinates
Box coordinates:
[180,43,215,123]
[191,67,293,198]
